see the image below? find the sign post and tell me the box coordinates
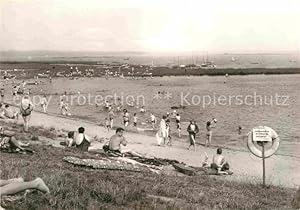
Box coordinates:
[247,126,280,187]
[262,142,266,187]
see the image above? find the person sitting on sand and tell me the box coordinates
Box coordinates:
[0,126,31,153]
[66,127,91,151]
[211,148,230,174]
[107,127,143,157]
[0,177,50,206]
[3,104,19,119]
[187,120,199,151]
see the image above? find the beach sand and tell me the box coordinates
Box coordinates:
[11,110,300,189]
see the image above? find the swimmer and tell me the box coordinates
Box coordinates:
[150,113,156,129]
[133,113,138,127]
[175,113,181,137]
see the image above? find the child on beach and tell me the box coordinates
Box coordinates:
[187,120,199,151]
[133,113,138,127]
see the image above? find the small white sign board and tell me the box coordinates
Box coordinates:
[253,128,272,142]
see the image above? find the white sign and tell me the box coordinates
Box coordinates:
[253,128,272,142]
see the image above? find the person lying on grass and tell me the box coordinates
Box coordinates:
[105,127,144,158]
[0,177,49,210]
[0,126,32,153]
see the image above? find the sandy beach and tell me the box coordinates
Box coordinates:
[8,109,299,189]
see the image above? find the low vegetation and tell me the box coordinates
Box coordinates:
[0,121,296,209]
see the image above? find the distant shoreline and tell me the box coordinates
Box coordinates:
[1,61,300,78]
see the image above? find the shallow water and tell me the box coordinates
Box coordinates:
[3,74,300,157]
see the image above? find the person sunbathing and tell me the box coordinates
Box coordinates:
[0,126,31,153]
[66,127,91,151]
[211,148,231,174]
[107,127,144,157]
[0,177,49,209]
[3,104,19,119]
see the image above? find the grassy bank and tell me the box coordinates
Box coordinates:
[0,120,296,209]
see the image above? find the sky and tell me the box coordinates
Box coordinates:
[0,0,299,53]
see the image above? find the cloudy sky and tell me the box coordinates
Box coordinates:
[0,0,299,52]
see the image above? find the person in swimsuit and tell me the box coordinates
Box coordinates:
[19,95,33,132]
[0,126,30,153]
[66,127,91,152]
[187,120,199,151]
[0,88,4,102]
[133,113,138,127]
[150,113,156,129]
[108,109,114,129]
[211,148,230,173]
[206,119,217,147]
[175,113,181,137]
[105,118,111,132]
[40,95,48,113]
[123,109,130,128]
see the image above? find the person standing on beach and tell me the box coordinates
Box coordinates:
[19,94,34,132]
[108,109,114,129]
[175,113,181,137]
[150,113,156,129]
[205,118,217,147]
[40,95,48,113]
[0,88,4,103]
[123,109,130,128]
[156,115,167,146]
[166,119,172,146]
[105,118,111,132]
[133,113,138,127]
[187,120,199,151]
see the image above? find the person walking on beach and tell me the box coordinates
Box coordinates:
[187,120,199,151]
[19,94,34,132]
[175,113,181,137]
[40,95,48,113]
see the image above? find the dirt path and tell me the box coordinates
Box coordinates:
[9,110,300,189]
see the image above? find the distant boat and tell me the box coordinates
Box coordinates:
[201,52,217,69]
[231,57,236,62]
[250,62,260,65]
